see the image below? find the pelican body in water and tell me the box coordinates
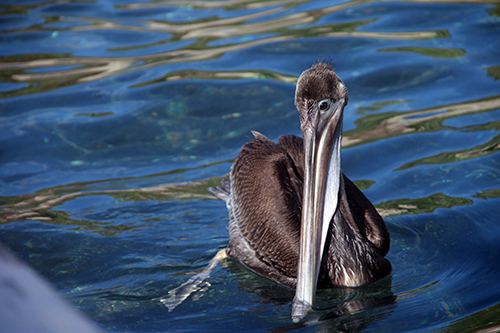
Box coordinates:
[162,62,391,321]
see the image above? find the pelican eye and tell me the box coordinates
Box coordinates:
[318,99,331,112]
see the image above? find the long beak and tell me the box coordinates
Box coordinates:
[291,100,345,322]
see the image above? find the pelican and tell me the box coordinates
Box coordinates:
[161,61,391,321]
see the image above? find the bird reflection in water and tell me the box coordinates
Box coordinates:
[227,261,395,332]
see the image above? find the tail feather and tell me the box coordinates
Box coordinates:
[208,178,231,202]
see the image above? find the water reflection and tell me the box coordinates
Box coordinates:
[227,258,396,332]
[379,46,467,59]
[0,171,225,233]
[344,95,500,148]
[1,83,498,197]
[1,92,498,229]
[0,167,478,233]
[0,0,452,98]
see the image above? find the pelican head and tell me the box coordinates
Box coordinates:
[292,62,349,321]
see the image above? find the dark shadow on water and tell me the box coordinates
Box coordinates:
[225,259,396,332]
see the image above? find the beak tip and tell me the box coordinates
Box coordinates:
[291,298,311,323]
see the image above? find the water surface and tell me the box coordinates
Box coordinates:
[1,0,500,332]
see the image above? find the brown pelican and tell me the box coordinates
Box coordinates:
[160,61,391,322]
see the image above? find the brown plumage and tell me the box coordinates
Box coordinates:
[208,61,391,321]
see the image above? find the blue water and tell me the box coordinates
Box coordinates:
[1,0,500,332]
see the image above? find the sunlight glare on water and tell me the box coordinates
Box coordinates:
[1,0,500,332]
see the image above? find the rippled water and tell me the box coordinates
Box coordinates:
[1,0,500,332]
